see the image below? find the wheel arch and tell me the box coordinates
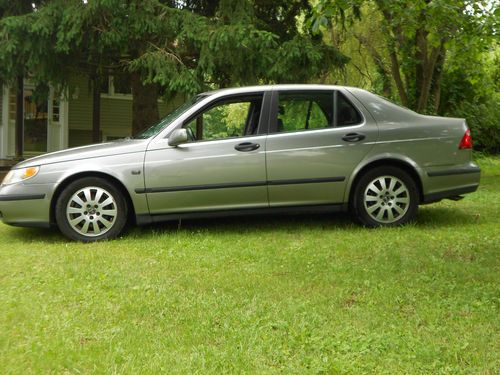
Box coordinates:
[50,171,136,226]
[346,155,424,206]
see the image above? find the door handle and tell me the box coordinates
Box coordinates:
[342,133,366,142]
[235,142,260,152]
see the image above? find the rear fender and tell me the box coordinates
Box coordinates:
[344,153,424,203]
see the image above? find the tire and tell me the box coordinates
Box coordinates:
[352,166,419,227]
[55,177,128,242]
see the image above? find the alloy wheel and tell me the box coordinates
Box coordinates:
[66,186,118,237]
[363,175,410,224]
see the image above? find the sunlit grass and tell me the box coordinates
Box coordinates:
[0,156,498,373]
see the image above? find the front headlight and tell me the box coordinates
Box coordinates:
[2,166,40,185]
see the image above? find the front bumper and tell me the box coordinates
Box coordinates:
[0,182,55,228]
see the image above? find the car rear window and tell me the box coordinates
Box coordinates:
[337,92,362,126]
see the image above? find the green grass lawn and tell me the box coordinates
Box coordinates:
[1,157,499,374]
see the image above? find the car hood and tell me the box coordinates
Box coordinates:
[14,139,149,169]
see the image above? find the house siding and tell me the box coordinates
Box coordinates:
[68,74,185,147]
[68,75,93,147]
[101,97,133,139]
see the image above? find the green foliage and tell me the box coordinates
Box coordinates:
[270,35,349,83]
[198,23,279,87]
[450,100,500,154]
[312,0,496,113]
[185,102,250,140]
[224,102,251,135]
[203,103,248,140]
[0,0,348,98]
[279,98,329,131]
[439,45,500,153]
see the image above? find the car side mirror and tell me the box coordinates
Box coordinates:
[168,128,188,147]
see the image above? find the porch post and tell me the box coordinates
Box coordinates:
[0,85,9,159]
[15,75,24,159]
[60,95,69,150]
[91,74,101,143]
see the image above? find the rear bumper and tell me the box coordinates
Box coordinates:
[422,163,481,203]
[422,184,479,203]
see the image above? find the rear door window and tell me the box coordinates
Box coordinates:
[272,90,362,133]
[276,91,333,132]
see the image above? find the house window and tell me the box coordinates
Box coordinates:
[113,74,132,95]
[8,91,16,121]
[99,77,110,94]
[52,99,60,122]
[100,74,132,98]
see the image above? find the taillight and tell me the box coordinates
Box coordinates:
[459,129,472,149]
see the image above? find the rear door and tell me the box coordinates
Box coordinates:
[265,88,378,206]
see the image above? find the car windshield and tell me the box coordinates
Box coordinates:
[133,94,207,139]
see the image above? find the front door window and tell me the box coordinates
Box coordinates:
[183,95,263,141]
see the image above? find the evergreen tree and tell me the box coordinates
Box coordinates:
[0,0,347,135]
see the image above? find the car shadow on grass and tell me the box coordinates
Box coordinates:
[2,205,484,243]
[129,205,483,238]
[1,225,67,244]
[130,212,355,238]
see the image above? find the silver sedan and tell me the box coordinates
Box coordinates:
[0,85,481,241]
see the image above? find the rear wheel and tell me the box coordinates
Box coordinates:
[55,177,128,241]
[352,166,419,227]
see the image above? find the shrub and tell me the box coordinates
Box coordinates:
[446,98,500,154]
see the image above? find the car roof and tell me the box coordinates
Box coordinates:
[200,84,361,97]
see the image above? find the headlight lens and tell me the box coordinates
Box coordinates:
[2,166,40,185]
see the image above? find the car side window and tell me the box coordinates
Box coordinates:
[277,91,333,132]
[273,91,363,133]
[337,92,362,126]
[184,95,263,141]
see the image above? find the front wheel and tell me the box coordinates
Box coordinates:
[55,177,128,241]
[352,166,419,227]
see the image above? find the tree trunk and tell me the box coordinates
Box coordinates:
[416,44,444,113]
[387,47,409,107]
[414,23,428,109]
[131,72,159,136]
[91,75,101,143]
[377,3,409,106]
[432,48,446,113]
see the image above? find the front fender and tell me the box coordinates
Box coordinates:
[31,152,149,218]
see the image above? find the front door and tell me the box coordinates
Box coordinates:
[265,89,379,206]
[144,93,269,215]
[23,85,48,155]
